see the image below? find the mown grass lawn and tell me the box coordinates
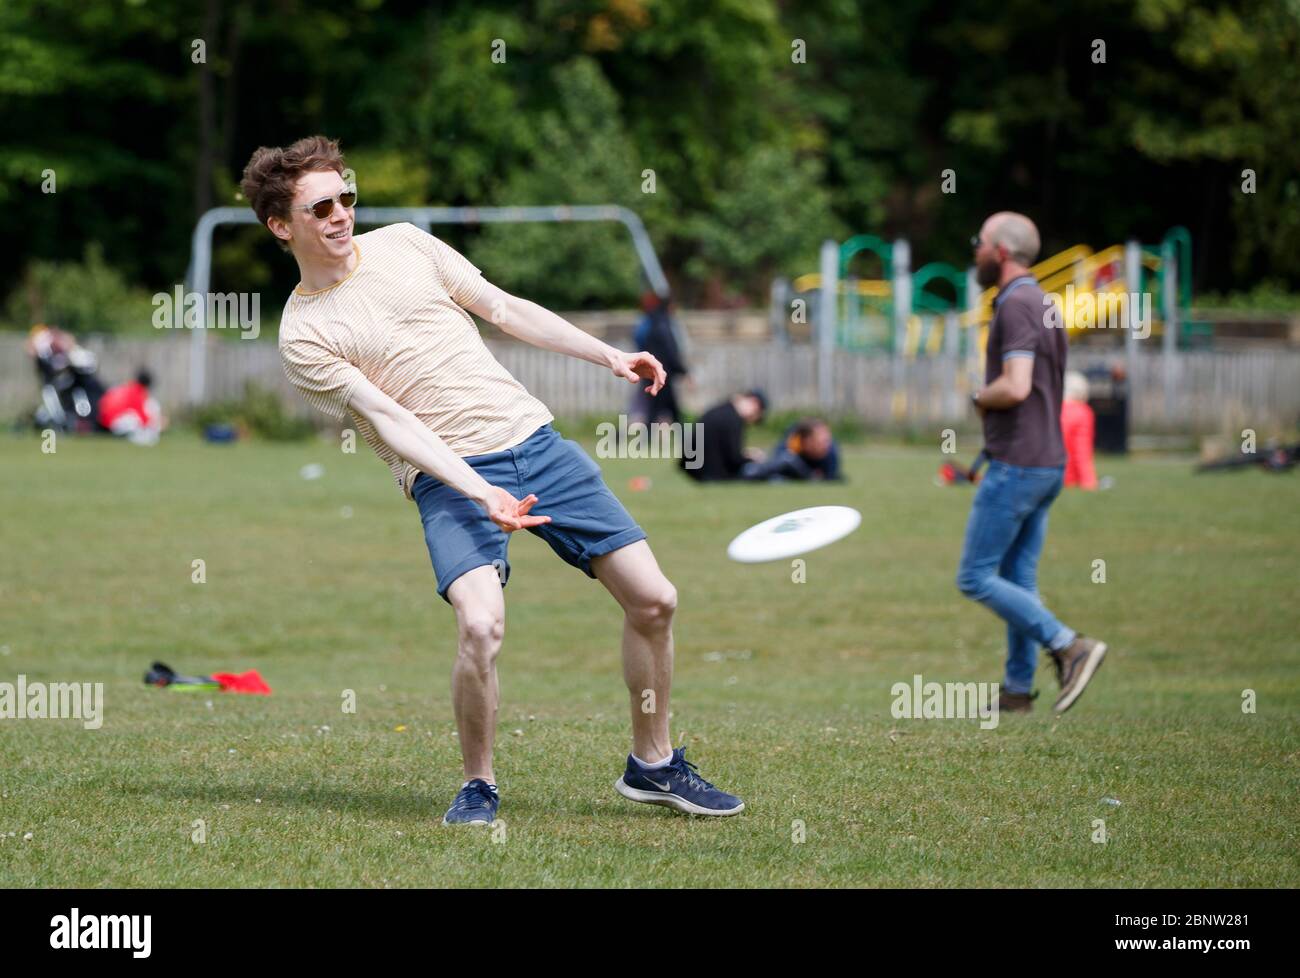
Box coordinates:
[1,429,1297,887]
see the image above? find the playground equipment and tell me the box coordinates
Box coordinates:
[788,227,1197,362]
[964,227,1199,345]
[185,205,671,405]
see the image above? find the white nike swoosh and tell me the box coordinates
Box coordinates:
[648,778,673,791]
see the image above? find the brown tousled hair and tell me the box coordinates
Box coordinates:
[239,135,348,250]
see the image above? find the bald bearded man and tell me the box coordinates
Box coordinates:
[957,212,1109,714]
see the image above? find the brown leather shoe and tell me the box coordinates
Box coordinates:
[999,690,1037,713]
[1049,649,1065,687]
[1049,637,1108,713]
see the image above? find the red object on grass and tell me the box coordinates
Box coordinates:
[212,670,272,695]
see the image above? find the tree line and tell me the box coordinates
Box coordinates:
[3,0,1297,333]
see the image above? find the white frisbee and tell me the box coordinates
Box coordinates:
[726,505,862,563]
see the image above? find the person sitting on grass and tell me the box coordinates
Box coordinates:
[679,390,767,482]
[98,369,164,446]
[741,417,842,482]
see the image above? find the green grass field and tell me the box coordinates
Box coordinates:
[1,429,1297,888]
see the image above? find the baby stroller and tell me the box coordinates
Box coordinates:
[26,325,106,433]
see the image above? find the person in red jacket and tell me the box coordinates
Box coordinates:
[98,369,164,445]
[1061,370,1098,490]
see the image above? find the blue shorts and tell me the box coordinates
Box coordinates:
[412,424,646,602]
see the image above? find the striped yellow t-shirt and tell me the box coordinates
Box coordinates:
[278,222,554,498]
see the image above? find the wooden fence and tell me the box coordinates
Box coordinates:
[2,332,1298,434]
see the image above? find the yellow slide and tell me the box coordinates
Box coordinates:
[964,243,1165,341]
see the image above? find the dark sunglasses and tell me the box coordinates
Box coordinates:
[296,187,357,220]
[970,234,982,249]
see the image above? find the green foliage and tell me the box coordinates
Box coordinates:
[2,0,1299,315]
[1129,0,1300,284]
[1196,282,1300,313]
[4,244,157,334]
[354,6,538,205]
[192,381,314,441]
[212,226,276,295]
[470,57,650,307]
[686,144,837,301]
[344,147,433,207]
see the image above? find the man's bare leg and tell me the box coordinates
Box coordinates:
[446,563,506,783]
[592,540,676,763]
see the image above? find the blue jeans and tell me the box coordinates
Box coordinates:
[956,460,1075,693]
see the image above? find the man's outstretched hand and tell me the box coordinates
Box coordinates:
[481,486,551,533]
[611,351,667,396]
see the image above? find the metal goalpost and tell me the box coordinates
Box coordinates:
[184,204,672,404]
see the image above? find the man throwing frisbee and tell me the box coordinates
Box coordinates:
[957,212,1108,713]
[241,136,743,822]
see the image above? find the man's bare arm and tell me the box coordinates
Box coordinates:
[347,376,549,532]
[466,281,667,395]
[975,355,1034,411]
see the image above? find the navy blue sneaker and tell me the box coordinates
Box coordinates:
[615,747,744,816]
[442,778,499,826]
